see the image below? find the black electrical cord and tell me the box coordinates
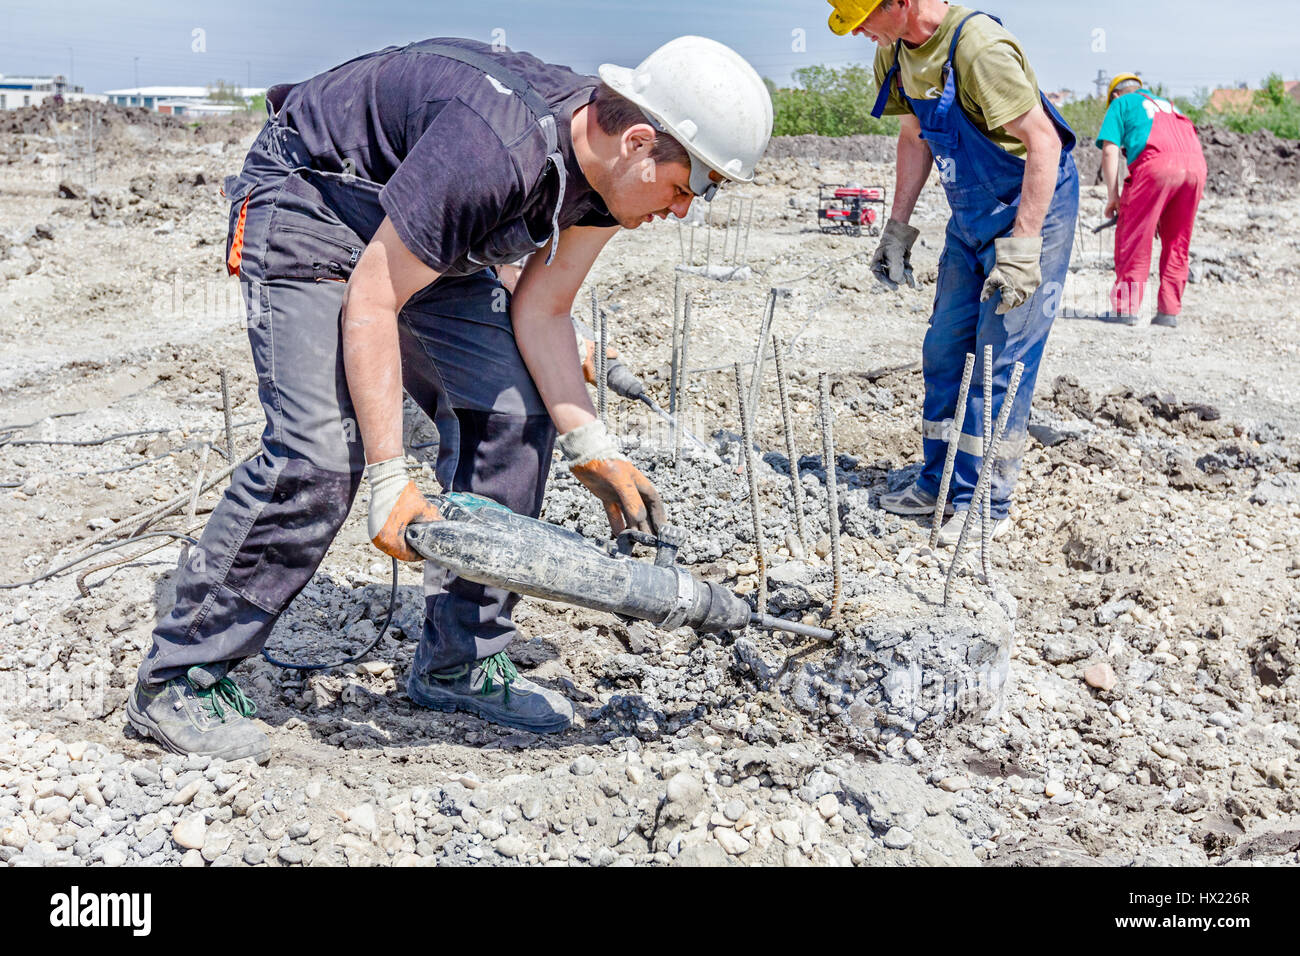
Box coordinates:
[260,557,400,673]
[0,530,199,590]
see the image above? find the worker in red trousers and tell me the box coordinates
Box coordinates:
[1098,73,1207,328]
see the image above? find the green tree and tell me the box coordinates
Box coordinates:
[770,64,900,136]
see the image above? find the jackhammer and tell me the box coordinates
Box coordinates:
[405,492,835,642]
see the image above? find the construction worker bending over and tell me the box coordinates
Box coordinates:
[1099,73,1207,328]
[827,0,1078,544]
[128,37,773,761]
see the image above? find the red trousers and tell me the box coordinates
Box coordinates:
[1111,100,1207,317]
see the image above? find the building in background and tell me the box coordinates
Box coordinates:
[103,86,264,113]
[0,74,105,110]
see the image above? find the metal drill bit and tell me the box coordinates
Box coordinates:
[219,367,235,478]
[751,614,835,642]
[772,336,810,557]
[819,372,843,619]
[674,294,694,468]
[747,289,779,432]
[594,290,607,423]
[944,361,1024,608]
[735,363,767,616]
[981,344,993,582]
[930,352,975,552]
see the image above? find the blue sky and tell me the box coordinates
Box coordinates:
[0,1,1294,98]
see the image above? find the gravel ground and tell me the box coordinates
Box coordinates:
[1,107,1298,867]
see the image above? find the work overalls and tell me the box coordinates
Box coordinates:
[1111,92,1206,317]
[873,12,1079,519]
[139,42,573,687]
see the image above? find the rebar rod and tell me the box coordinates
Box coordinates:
[741,198,755,265]
[735,363,767,616]
[747,288,778,432]
[669,273,683,417]
[674,294,694,467]
[772,337,810,556]
[704,200,714,272]
[930,353,975,551]
[220,367,235,475]
[944,361,1024,608]
[594,289,607,423]
[981,344,993,582]
[819,373,843,619]
[688,205,696,265]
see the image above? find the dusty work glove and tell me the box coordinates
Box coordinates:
[558,420,666,536]
[366,457,442,562]
[981,236,1043,315]
[870,218,920,290]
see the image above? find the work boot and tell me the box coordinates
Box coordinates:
[407,651,573,733]
[879,481,952,517]
[126,665,270,763]
[936,510,1010,548]
[1152,312,1178,328]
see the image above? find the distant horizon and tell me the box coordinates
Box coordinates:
[1,1,1294,102]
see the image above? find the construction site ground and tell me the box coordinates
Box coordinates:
[1,107,1298,868]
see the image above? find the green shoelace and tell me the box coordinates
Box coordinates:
[194,676,258,722]
[479,652,519,704]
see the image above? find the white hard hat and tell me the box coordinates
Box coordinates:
[599,36,773,201]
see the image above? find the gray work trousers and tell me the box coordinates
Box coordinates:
[138,120,555,687]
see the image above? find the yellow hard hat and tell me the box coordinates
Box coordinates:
[827,0,887,36]
[1107,73,1142,102]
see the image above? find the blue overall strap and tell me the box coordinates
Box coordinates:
[406,41,567,264]
[931,11,1001,128]
[870,41,903,119]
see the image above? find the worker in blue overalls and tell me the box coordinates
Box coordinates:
[826,1,1079,545]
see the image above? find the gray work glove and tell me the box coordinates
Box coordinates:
[980,236,1043,315]
[870,218,920,291]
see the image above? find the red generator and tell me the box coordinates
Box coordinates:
[816,184,887,237]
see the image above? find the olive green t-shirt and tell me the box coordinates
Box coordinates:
[873,4,1041,158]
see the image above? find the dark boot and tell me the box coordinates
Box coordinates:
[407,651,573,733]
[126,665,270,763]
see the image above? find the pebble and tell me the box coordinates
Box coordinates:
[723,799,745,822]
[939,776,970,793]
[172,814,206,850]
[570,756,597,776]
[882,827,913,850]
[495,835,526,858]
[243,844,267,865]
[815,793,840,820]
[181,849,205,867]
[714,827,751,855]
[1083,662,1117,692]
[772,819,801,845]
[99,844,127,867]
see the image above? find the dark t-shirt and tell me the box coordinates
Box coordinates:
[278,38,618,273]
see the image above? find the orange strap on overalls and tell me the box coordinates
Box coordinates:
[226,195,250,277]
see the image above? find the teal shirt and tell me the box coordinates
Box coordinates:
[1095,88,1169,161]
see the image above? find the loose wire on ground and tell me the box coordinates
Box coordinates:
[0,530,199,590]
[260,558,400,672]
